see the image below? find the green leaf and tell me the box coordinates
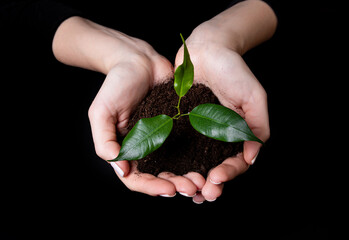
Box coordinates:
[110,115,173,161]
[189,103,263,144]
[174,33,194,98]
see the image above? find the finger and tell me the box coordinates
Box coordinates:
[88,104,130,177]
[116,163,176,197]
[183,172,206,191]
[201,181,224,202]
[202,154,249,201]
[192,192,205,204]
[158,172,198,197]
[208,153,249,184]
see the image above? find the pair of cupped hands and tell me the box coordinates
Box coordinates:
[87,24,270,203]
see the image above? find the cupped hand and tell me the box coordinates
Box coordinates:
[174,28,270,203]
[88,35,180,196]
[88,34,203,197]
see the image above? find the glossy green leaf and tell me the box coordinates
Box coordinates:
[110,114,173,161]
[174,33,194,98]
[189,103,263,144]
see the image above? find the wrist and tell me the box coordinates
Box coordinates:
[189,0,277,55]
[189,21,244,55]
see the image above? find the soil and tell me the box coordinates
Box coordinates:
[123,80,243,177]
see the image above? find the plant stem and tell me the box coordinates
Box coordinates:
[172,113,180,120]
[172,112,189,120]
[175,97,182,115]
[172,96,189,119]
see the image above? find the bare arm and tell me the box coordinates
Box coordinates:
[52,16,166,76]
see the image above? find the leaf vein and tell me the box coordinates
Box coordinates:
[119,117,172,159]
[190,112,253,137]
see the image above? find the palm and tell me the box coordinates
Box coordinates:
[177,43,269,145]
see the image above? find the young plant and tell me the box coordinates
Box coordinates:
[109,34,263,162]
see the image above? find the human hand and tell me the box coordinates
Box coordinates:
[87,36,189,196]
[83,26,204,197]
[174,25,270,203]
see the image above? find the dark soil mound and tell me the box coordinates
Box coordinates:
[124,80,243,177]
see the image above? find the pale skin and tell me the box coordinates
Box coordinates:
[52,0,276,203]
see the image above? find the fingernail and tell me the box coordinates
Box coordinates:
[251,150,260,165]
[179,192,196,197]
[206,198,217,202]
[160,193,176,197]
[193,198,204,204]
[209,178,222,185]
[110,162,124,177]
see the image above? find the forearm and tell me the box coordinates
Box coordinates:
[193,0,277,55]
[52,16,124,74]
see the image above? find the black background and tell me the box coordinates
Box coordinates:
[1,0,343,238]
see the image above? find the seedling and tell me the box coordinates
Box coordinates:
[109,34,263,162]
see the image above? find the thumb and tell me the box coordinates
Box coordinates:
[174,46,183,70]
[243,141,262,165]
[102,141,130,178]
[151,55,174,84]
[88,106,130,177]
[241,86,270,165]
[94,134,130,178]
